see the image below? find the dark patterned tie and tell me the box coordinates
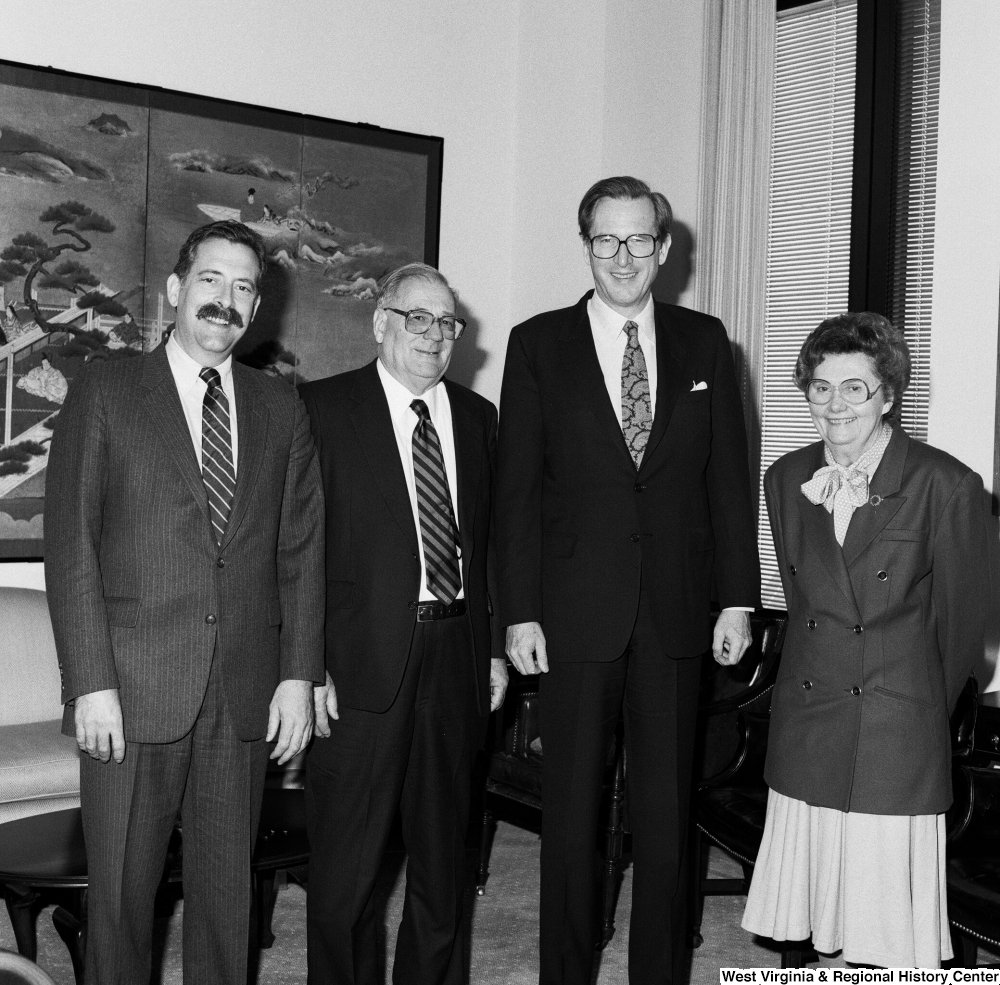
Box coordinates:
[410,399,462,604]
[621,320,652,468]
[200,367,234,545]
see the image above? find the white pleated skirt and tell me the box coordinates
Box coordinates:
[741,789,951,968]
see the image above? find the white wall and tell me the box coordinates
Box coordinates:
[928,1,1000,689]
[3,0,712,591]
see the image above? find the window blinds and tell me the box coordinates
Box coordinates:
[759,0,858,608]
[888,0,940,442]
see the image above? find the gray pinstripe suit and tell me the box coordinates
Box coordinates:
[44,342,325,984]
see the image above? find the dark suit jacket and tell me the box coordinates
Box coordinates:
[764,426,990,814]
[45,344,326,743]
[299,360,497,715]
[497,292,760,661]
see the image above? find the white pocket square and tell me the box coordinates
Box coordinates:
[690,380,708,391]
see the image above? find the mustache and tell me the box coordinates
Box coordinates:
[197,302,244,329]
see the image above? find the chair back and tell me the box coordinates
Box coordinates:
[0,588,62,727]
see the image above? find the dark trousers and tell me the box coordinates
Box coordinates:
[80,659,269,985]
[305,614,483,985]
[538,589,702,985]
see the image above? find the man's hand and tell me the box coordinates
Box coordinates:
[267,679,315,764]
[506,621,549,675]
[489,657,509,712]
[712,609,753,666]
[313,671,339,738]
[75,688,126,763]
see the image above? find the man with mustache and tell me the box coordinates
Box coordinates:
[45,220,326,985]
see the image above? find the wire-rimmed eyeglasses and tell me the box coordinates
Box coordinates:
[588,234,659,260]
[805,378,883,405]
[384,307,467,340]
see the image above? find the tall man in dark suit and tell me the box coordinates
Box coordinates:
[300,262,507,985]
[497,177,760,984]
[45,220,326,985]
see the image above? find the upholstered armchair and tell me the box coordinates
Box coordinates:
[0,587,80,823]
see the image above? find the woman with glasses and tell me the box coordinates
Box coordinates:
[741,311,989,967]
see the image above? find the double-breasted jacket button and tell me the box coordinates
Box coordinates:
[634,483,646,493]
[853,625,863,634]
[205,613,217,625]
[631,533,640,543]
[877,570,887,581]
[807,619,816,630]
[802,680,812,690]
[216,558,225,568]
[408,601,417,610]
[789,564,797,576]
[851,686,861,696]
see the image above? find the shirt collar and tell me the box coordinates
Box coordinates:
[376,357,446,421]
[165,332,234,389]
[588,292,656,342]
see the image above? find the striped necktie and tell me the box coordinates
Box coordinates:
[410,399,462,604]
[621,319,652,468]
[200,367,234,545]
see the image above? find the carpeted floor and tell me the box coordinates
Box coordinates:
[0,822,989,983]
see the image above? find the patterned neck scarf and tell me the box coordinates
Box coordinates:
[800,422,893,545]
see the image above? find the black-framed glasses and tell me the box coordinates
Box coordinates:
[805,378,883,405]
[588,234,659,259]
[384,307,467,340]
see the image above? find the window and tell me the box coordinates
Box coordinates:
[758,0,940,608]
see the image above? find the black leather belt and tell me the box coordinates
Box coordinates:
[414,599,466,622]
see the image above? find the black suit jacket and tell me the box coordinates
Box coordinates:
[299,360,497,715]
[764,426,989,814]
[497,292,759,660]
[45,344,326,743]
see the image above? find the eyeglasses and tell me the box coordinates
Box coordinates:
[588,234,659,260]
[805,378,883,405]
[383,307,467,340]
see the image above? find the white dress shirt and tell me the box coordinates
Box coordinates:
[587,292,658,424]
[376,359,463,602]
[165,333,239,475]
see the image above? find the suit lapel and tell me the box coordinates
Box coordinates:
[558,295,634,469]
[222,364,267,550]
[640,303,687,470]
[842,426,908,567]
[139,345,211,526]
[794,442,860,614]
[445,379,482,577]
[351,362,419,551]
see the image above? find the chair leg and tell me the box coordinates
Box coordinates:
[3,883,43,962]
[597,739,627,950]
[689,825,705,949]
[253,870,278,948]
[51,889,87,985]
[476,807,495,896]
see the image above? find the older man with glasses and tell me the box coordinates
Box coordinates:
[299,262,507,985]
[497,176,760,984]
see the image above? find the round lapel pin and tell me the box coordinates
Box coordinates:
[869,494,882,507]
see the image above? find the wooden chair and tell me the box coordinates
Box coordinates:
[476,673,627,949]
[689,609,789,952]
[946,683,1000,967]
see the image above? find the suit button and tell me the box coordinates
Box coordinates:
[789,565,796,576]
[217,558,225,568]
[634,483,646,493]
[408,601,417,610]
[807,619,816,630]
[802,680,812,690]
[851,686,861,696]
[631,533,640,542]
[853,625,863,634]
[205,614,217,625]
[877,570,887,581]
